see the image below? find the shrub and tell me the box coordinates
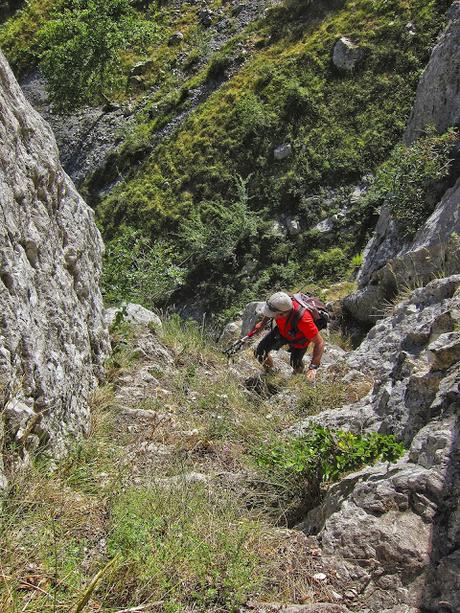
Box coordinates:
[206,48,233,80]
[310,247,350,283]
[102,226,186,309]
[37,0,156,110]
[363,128,458,239]
[252,426,404,520]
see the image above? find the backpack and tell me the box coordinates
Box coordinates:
[290,292,330,333]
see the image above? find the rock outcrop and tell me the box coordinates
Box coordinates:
[404,1,460,145]
[343,3,460,325]
[294,276,460,612]
[0,50,109,484]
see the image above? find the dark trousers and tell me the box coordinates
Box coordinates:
[255,328,308,370]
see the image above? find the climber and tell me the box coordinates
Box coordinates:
[252,291,326,381]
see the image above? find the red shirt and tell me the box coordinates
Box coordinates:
[275,301,319,349]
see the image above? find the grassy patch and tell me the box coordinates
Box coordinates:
[103,482,265,610]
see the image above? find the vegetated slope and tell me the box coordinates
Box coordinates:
[0,307,398,612]
[0,0,452,318]
[94,0,451,315]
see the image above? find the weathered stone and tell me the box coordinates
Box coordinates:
[219,321,242,345]
[313,217,335,233]
[405,2,460,143]
[129,59,153,76]
[3,399,35,440]
[241,301,264,336]
[198,8,213,26]
[104,303,162,329]
[169,31,184,45]
[128,74,146,91]
[427,332,460,370]
[332,37,364,71]
[0,51,109,483]
[286,217,301,235]
[274,143,292,160]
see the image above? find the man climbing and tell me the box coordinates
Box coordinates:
[252,291,325,381]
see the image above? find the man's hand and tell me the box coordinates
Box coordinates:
[306,368,317,382]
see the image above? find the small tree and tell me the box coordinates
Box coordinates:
[102,226,186,308]
[38,0,154,111]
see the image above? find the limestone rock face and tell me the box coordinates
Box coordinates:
[0,51,109,482]
[295,276,460,612]
[344,183,460,323]
[404,1,460,144]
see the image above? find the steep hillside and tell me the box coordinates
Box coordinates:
[0,0,453,318]
[1,276,458,612]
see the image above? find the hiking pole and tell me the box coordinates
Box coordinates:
[223,319,269,358]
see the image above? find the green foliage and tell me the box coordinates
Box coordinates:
[102,226,186,309]
[37,0,156,110]
[351,252,363,268]
[309,247,350,283]
[255,425,404,486]
[363,128,458,238]
[0,0,60,74]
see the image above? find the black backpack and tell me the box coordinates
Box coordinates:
[290,292,330,333]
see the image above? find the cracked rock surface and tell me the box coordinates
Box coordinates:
[0,51,110,483]
[294,276,460,613]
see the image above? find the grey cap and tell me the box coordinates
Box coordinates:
[257,292,293,318]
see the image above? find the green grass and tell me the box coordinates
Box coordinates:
[0,307,405,610]
[103,483,265,611]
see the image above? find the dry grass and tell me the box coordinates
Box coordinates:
[0,309,378,611]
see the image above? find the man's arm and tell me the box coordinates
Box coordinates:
[251,316,270,335]
[307,332,324,381]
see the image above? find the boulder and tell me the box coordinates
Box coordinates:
[129,59,153,76]
[332,37,364,71]
[274,143,292,160]
[313,217,335,234]
[241,301,264,336]
[169,31,184,45]
[104,303,162,329]
[285,217,301,236]
[219,321,242,345]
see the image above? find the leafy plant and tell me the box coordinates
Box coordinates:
[254,426,404,514]
[102,226,186,309]
[363,127,458,238]
[37,0,156,110]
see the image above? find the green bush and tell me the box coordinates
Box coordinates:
[310,247,350,283]
[102,226,186,309]
[37,0,156,110]
[362,128,458,238]
[255,425,404,493]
